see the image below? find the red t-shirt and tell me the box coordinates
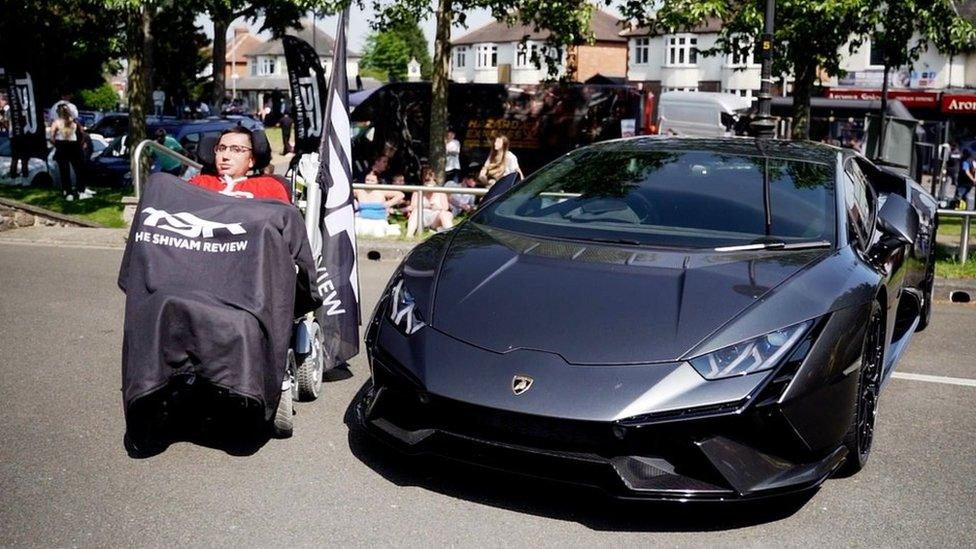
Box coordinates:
[189,174,291,204]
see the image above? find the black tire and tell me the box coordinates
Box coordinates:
[296,324,326,401]
[841,300,885,475]
[272,350,296,438]
[915,236,937,332]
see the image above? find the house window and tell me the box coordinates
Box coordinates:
[476,44,497,69]
[516,42,539,69]
[723,88,756,98]
[867,39,886,67]
[666,35,698,67]
[634,37,650,65]
[258,56,276,76]
[454,46,468,69]
[726,39,755,67]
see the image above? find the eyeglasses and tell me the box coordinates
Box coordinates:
[214,144,252,155]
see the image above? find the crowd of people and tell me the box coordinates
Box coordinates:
[351,131,522,237]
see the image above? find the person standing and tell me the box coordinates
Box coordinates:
[445,129,461,182]
[152,129,187,176]
[279,107,294,155]
[954,150,975,210]
[49,94,78,123]
[0,94,10,133]
[479,134,522,186]
[50,104,90,201]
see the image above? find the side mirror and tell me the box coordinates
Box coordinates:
[875,193,918,246]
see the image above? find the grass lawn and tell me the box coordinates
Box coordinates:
[264,127,283,155]
[937,215,976,239]
[0,185,126,228]
[934,243,976,279]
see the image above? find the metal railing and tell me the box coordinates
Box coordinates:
[130,139,203,200]
[351,182,489,236]
[937,209,975,263]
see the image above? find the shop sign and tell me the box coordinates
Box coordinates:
[825,88,941,107]
[941,94,976,114]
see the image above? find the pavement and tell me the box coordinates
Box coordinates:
[0,229,974,547]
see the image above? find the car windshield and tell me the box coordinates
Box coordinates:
[475,148,836,249]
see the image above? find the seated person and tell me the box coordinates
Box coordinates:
[189,127,290,204]
[406,167,454,236]
[444,171,480,215]
[354,171,405,237]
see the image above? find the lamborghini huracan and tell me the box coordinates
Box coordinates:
[359,138,937,501]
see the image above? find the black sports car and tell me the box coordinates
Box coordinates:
[359,138,937,501]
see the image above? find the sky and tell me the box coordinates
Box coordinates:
[195,1,629,55]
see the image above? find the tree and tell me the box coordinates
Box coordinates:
[866,0,976,155]
[0,0,123,105]
[372,0,595,182]
[200,1,346,108]
[151,0,211,112]
[78,83,121,111]
[361,18,431,81]
[619,0,877,139]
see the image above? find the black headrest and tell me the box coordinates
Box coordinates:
[197,134,219,175]
[250,129,272,171]
[196,129,272,175]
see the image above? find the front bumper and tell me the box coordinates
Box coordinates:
[357,354,847,502]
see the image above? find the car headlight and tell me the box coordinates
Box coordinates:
[389,279,425,335]
[689,320,812,380]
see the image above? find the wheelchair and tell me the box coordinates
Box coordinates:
[122,128,332,455]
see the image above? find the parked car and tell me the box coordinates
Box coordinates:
[0,134,107,188]
[88,118,247,187]
[359,137,937,501]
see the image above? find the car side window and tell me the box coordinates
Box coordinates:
[843,163,872,248]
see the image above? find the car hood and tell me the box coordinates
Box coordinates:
[430,223,829,364]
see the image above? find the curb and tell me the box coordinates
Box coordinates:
[0,197,104,228]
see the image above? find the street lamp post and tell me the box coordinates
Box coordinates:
[751,0,776,139]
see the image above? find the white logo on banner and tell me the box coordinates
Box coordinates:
[141,207,246,238]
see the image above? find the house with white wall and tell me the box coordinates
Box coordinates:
[622,18,763,100]
[449,9,628,85]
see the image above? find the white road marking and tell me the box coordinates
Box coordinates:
[891,372,976,387]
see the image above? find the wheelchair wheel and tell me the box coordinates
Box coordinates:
[296,323,325,401]
[272,350,296,438]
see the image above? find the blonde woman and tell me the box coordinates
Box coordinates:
[406,167,454,236]
[479,134,523,186]
[50,104,90,200]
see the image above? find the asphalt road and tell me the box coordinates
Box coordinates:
[0,240,974,547]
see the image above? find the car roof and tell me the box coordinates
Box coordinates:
[590,137,843,165]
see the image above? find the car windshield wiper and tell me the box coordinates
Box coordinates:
[714,240,831,252]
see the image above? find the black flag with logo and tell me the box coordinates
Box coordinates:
[282,35,329,155]
[1,68,47,160]
[313,9,360,365]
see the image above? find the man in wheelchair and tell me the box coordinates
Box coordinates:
[118,126,323,455]
[189,126,291,203]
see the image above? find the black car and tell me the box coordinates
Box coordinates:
[359,137,937,501]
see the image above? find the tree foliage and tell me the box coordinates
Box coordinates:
[616,0,976,140]
[151,0,211,109]
[78,83,121,111]
[0,0,123,105]
[361,17,431,81]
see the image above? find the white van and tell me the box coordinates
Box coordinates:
[657,92,753,137]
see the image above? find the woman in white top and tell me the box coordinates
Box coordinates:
[479,134,523,186]
[406,166,454,236]
[49,104,90,200]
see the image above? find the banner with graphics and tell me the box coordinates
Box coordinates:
[283,36,329,155]
[1,68,47,160]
